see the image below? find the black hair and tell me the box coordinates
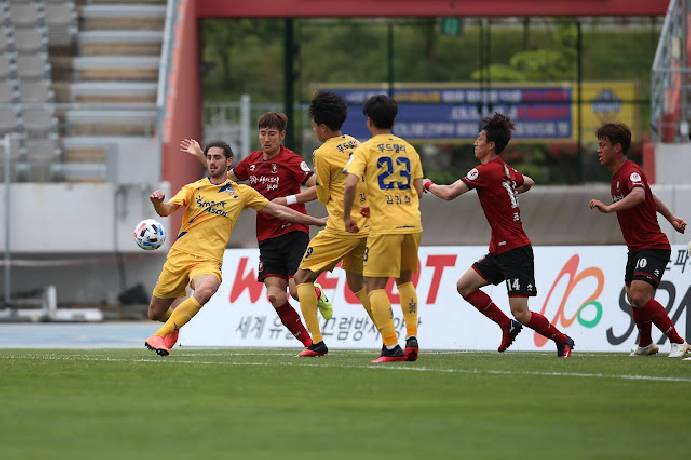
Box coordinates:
[204,141,234,158]
[596,123,631,154]
[258,112,288,131]
[480,113,515,154]
[362,95,397,129]
[309,91,347,131]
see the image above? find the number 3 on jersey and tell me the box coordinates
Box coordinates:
[377,156,411,190]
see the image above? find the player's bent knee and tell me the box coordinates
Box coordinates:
[457,280,471,297]
[195,284,219,305]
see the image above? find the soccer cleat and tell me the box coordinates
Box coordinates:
[371,345,406,363]
[404,336,419,361]
[556,336,575,358]
[163,330,179,349]
[315,282,333,320]
[668,342,690,358]
[498,319,523,353]
[630,343,659,356]
[298,341,329,357]
[145,335,170,357]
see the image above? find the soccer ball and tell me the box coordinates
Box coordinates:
[134,219,166,250]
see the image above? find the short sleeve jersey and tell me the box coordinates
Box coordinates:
[232,145,314,241]
[314,135,369,236]
[169,179,269,261]
[611,159,669,251]
[345,133,423,235]
[461,156,531,254]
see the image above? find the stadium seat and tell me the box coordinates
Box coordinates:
[16,53,50,80]
[0,54,13,79]
[19,80,54,103]
[0,30,8,53]
[0,81,17,103]
[0,107,20,135]
[22,107,58,136]
[14,29,47,53]
[25,138,60,158]
[44,1,76,47]
[9,2,42,28]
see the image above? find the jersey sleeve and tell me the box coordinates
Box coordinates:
[460,164,487,189]
[241,185,270,211]
[411,149,424,180]
[314,149,331,205]
[511,168,525,187]
[345,144,367,178]
[624,168,645,194]
[287,154,314,185]
[168,183,194,207]
[232,156,249,181]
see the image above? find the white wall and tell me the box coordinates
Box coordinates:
[0,182,170,252]
[655,142,691,185]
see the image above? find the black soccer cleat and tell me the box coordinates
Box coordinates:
[404,336,419,361]
[372,345,405,363]
[557,336,575,358]
[498,320,523,353]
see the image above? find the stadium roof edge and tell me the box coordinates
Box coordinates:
[196,0,670,18]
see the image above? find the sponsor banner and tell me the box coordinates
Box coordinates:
[316,82,637,142]
[180,246,690,352]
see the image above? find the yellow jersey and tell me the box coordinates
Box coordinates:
[345,133,423,235]
[168,178,269,261]
[314,134,369,236]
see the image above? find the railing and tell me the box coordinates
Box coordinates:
[156,0,179,146]
[651,0,690,142]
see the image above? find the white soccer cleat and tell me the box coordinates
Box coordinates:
[630,343,659,356]
[668,342,690,358]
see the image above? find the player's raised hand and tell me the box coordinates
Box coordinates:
[589,199,609,213]
[180,138,202,156]
[150,190,165,204]
[669,216,687,234]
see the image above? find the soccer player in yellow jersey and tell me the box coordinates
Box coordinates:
[344,95,424,363]
[278,91,372,358]
[144,142,326,357]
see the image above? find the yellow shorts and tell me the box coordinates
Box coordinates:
[363,233,421,278]
[152,251,222,299]
[299,229,367,275]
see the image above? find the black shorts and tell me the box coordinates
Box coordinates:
[472,245,538,297]
[257,231,309,281]
[625,249,670,288]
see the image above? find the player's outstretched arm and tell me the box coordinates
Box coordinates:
[342,173,360,233]
[260,202,327,227]
[515,176,535,194]
[272,186,318,206]
[589,187,644,213]
[149,191,181,217]
[654,194,687,233]
[423,178,470,200]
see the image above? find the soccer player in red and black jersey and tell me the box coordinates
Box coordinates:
[181,113,321,349]
[589,123,688,358]
[423,113,575,357]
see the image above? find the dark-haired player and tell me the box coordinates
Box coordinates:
[424,113,575,357]
[344,95,424,363]
[180,113,329,349]
[144,142,326,356]
[287,91,372,358]
[589,122,688,357]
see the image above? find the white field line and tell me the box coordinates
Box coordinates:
[1,354,690,383]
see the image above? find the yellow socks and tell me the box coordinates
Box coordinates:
[162,306,174,321]
[297,282,322,343]
[155,296,202,336]
[397,282,418,337]
[355,289,375,323]
[369,289,398,347]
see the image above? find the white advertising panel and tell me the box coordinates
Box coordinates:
[180,246,690,352]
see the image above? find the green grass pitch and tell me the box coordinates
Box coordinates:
[1,348,690,460]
